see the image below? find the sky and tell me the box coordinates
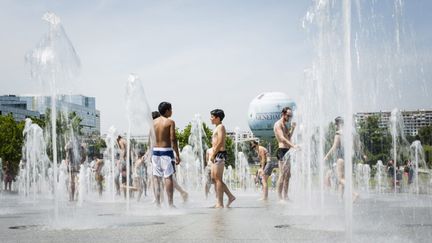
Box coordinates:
[0,0,431,134]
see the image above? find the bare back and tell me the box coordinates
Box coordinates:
[258,146,268,168]
[118,138,127,161]
[153,116,175,148]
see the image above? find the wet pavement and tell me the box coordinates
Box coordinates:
[0,190,431,242]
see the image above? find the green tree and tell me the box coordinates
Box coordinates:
[424,145,432,167]
[176,124,191,150]
[176,122,213,150]
[0,114,25,178]
[202,123,213,148]
[225,136,235,168]
[418,125,432,145]
[87,136,107,158]
[30,116,46,129]
[44,109,83,161]
[357,115,392,164]
[176,122,235,168]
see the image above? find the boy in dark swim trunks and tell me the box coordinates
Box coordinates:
[210,109,235,208]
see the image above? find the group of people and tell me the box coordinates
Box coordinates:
[387,159,416,191]
[14,102,357,208]
[115,104,301,206]
[151,102,236,208]
[3,103,357,208]
[110,104,300,207]
[250,107,299,202]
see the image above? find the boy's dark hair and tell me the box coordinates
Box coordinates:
[281,107,292,114]
[152,111,161,120]
[335,116,344,125]
[158,102,172,116]
[210,109,225,121]
[138,150,145,157]
[250,140,258,149]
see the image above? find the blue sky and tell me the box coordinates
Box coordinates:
[0,0,430,134]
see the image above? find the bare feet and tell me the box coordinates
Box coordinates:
[181,192,189,203]
[277,199,287,204]
[214,204,224,209]
[353,192,360,203]
[226,196,236,208]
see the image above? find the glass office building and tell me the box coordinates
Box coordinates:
[0,95,41,121]
[20,95,101,135]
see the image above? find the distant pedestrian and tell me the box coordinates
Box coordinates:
[3,162,12,191]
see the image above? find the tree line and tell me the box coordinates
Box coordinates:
[2,113,431,180]
[358,115,432,166]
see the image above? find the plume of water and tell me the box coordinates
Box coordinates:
[22,118,50,200]
[375,160,385,193]
[187,114,208,190]
[104,126,118,201]
[389,108,410,193]
[225,165,234,191]
[301,0,422,239]
[26,12,80,217]
[57,160,68,200]
[236,152,252,191]
[77,164,86,206]
[410,140,429,194]
[125,74,154,210]
[179,145,194,188]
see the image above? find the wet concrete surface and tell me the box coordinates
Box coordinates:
[1,190,431,242]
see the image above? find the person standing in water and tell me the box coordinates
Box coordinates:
[152,102,181,207]
[132,150,147,201]
[117,135,129,198]
[64,140,86,201]
[250,140,273,201]
[94,156,104,197]
[210,109,235,208]
[324,116,359,201]
[152,111,188,203]
[274,107,298,202]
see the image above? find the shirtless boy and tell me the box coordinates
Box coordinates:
[210,109,235,208]
[152,102,181,207]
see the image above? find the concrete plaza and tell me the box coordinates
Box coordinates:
[0,190,431,243]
